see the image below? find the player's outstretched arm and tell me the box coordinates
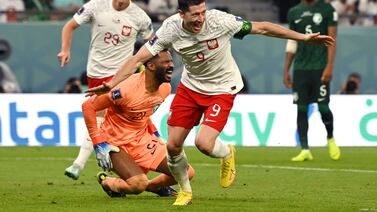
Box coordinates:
[57,19,80,68]
[250,21,335,46]
[85,45,154,96]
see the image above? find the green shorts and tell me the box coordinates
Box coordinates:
[292,69,330,104]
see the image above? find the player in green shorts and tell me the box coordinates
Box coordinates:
[283,0,341,162]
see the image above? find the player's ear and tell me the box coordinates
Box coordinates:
[145,62,155,71]
[178,10,185,18]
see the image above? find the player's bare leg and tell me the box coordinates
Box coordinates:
[166,126,192,205]
[147,158,195,196]
[196,125,235,188]
[98,149,148,195]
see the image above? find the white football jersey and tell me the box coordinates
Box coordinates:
[145,9,245,95]
[74,0,153,78]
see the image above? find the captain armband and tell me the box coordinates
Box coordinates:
[234,21,252,40]
[286,39,297,54]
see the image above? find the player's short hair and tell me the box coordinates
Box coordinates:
[144,49,170,66]
[348,72,361,81]
[178,0,205,12]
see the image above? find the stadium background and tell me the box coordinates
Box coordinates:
[0,24,376,94]
[1,1,377,211]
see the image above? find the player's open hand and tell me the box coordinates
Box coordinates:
[304,32,335,46]
[85,82,112,97]
[57,50,70,68]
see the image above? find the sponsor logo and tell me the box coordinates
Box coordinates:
[318,97,326,102]
[113,19,121,24]
[111,89,122,100]
[153,104,161,113]
[294,19,302,24]
[204,118,217,123]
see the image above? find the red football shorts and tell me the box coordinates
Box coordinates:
[87,75,113,88]
[167,83,236,132]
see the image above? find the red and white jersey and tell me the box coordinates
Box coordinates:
[145,9,244,95]
[74,0,153,78]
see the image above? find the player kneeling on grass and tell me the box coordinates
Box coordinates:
[82,50,195,197]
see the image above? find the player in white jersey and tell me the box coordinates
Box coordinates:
[86,0,335,205]
[57,0,153,180]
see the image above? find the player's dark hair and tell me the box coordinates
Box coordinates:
[144,49,170,66]
[178,0,205,12]
[348,72,361,81]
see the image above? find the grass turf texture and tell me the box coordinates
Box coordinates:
[1,146,376,211]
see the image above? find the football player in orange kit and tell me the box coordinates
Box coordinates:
[82,49,195,197]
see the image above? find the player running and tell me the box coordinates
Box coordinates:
[57,0,154,180]
[86,0,335,205]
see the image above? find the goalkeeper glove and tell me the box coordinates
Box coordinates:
[93,142,120,172]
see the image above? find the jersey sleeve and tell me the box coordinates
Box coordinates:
[138,12,154,40]
[287,9,295,30]
[145,21,173,56]
[326,4,338,27]
[82,94,112,144]
[215,10,244,37]
[73,0,95,25]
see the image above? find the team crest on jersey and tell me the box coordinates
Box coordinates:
[122,25,132,36]
[152,104,161,114]
[206,38,219,50]
[111,89,122,100]
[76,7,85,15]
[313,13,323,25]
[149,35,158,46]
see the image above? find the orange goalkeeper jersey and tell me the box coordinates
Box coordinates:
[82,72,171,146]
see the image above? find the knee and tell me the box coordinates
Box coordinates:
[167,140,183,156]
[125,174,149,194]
[194,136,212,155]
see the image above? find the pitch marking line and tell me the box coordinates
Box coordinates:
[1,157,377,174]
[197,163,377,174]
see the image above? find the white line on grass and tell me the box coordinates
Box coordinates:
[196,163,377,174]
[1,157,377,174]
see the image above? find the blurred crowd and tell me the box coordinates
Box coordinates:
[0,0,376,26]
[0,0,181,23]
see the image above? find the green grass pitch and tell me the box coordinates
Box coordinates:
[1,146,377,211]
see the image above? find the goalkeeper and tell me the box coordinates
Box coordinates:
[82,50,194,197]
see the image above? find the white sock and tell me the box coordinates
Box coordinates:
[167,151,192,193]
[73,133,93,170]
[209,139,231,159]
[72,117,103,169]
